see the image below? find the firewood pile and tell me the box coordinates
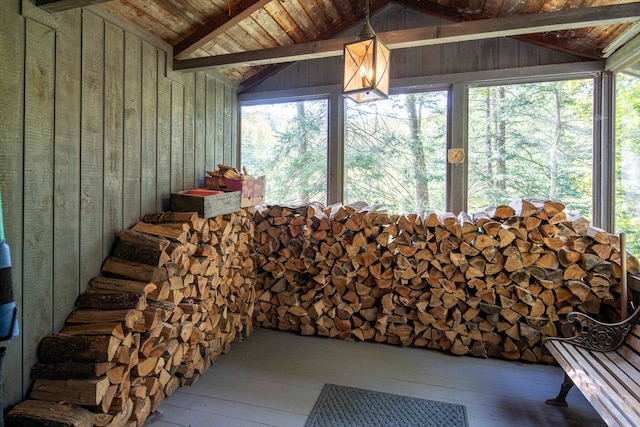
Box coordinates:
[8,211,255,427]
[252,199,638,363]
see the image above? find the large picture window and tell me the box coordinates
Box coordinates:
[467,80,594,219]
[241,99,328,205]
[343,91,448,213]
[615,72,640,256]
[239,77,603,225]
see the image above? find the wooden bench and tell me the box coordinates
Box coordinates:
[543,306,640,427]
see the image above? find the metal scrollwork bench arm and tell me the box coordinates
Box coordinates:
[547,306,640,352]
[542,306,640,426]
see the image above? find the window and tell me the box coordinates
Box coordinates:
[240,77,600,219]
[241,99,328,205]
[343,91,448,213]
[615,72,640,256]
[467,80,594,219]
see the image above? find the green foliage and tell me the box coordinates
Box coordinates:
[241,100,328,205]
[615,72,640,257]
[468,80,593,219]
[344,92,447,214]
[240,76,640,261]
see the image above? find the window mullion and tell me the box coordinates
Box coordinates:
[328,91,344,205]
[448,83,468,214]
[594,71,615,231]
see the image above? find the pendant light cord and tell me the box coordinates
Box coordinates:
[358,0,375,40]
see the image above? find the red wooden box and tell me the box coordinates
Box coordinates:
[205,175,266,207]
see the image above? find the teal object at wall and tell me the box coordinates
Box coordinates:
[0,188,19,342]
[0,189,4,242]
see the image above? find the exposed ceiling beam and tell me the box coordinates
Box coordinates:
[395,0,472,22]
[174,3,640,72]
[622,62,640,78]
[606,32,640,72]
[602,22,640,58]
[174,37,349,72]
[174,0,273,60]
[238,0,394,93]
[36,0,111,12]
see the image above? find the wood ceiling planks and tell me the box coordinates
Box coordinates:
[101,0,640,85]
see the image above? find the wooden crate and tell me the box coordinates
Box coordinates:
[170,191,241,218]
[205,176,266,207]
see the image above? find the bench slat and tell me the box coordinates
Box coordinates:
[546,340,640,427]
[626,328,640,352]
[546,342,630,427]
[614,345,640,385]
[592,350,640,402]
[566,344,640,426]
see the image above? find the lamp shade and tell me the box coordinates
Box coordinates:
[343,34,390,103]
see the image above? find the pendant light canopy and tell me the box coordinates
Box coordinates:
[342,0,390,103]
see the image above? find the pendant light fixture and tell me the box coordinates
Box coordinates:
[342,0,390,103]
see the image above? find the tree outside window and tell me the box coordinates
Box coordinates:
[241,100,328,205]
[615,72,640,257]
[241,79,600,225]
[468,80,593,220]
[343,91,448,214]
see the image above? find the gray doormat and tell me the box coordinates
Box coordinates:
[305,384,469,427]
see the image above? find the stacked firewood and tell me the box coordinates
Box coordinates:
[252,199,638,363]
[8,211,255,427]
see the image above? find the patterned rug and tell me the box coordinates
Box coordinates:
[305,384,469,427]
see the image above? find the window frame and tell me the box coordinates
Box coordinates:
[238,62,612,231]
[239,94,332,205]
[341,87,451,214]
[464,76,597,219]
[613,70,640,257]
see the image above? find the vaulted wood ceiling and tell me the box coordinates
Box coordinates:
[42,0,640,89]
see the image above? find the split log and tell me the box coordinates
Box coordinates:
[129,396,151,426]
[30,377,110,406]
[131,221,189,244]
[118,229,170,251]
[66,309,142,330]
[31,362,116,380]
[142,211,203,230]
[102,257,168,283]
[27,208,257,424]
[252,199,638,364]
[105,398,133,427]
[60,323,125,340]
[6,400,96,427]
[113,239,170,267]
[76,289,147,311]
[132,357,159,377]
[39,335,121,363]
[88,277,157,296]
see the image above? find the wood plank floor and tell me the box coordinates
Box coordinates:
[146,328,606,427]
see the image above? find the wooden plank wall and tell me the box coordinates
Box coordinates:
[0,0,25,411]
[247,4,581,92]
[0,0,238,408]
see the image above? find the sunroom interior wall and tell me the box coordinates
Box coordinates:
[0,0,238,408]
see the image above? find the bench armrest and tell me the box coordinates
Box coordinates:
[544,305,640,352]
